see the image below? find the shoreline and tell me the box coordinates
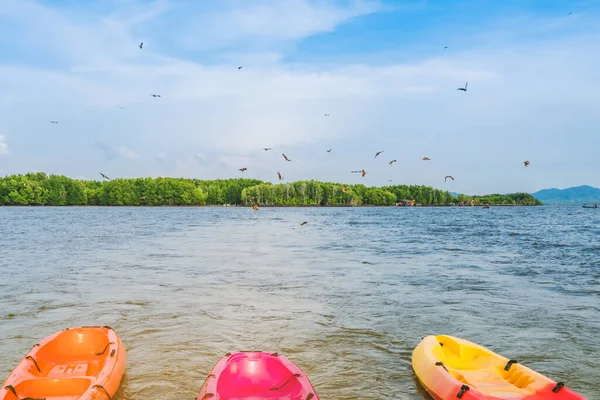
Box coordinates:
[0,204,542,208]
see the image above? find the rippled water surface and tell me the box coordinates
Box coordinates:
[1,206,599,399]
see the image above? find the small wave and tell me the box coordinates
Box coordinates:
[123,300,150,307]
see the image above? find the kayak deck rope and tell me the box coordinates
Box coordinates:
[504,359,518,371]
[435,361,449,372]
[3,385,46,400]
[552,382,565,393]
[95,342,115,356]
[24,356,41,373]
[91,384,111,400]
[456,384,470,399]
[270,373,302,391]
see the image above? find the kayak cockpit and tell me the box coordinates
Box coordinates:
[216,352,306,398]
[433,335,539,397]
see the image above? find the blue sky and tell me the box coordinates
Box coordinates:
[1,0,599,194]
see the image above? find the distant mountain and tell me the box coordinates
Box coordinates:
[531,185,600,204]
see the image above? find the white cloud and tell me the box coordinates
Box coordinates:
[116,147,141,161]
[154,153,167,162]
[0,135,8,155]
[0,0,599,193]
[192,153,207,165]
[141,0,383,53]
[95,141,141,162]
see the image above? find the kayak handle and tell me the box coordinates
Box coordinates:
[552,382,564,393]
[25,356,41,373]
[270,373,302,391]
[435,361,448,372]
[3,384,46,400]
[95,342,115,356]
[504,359,518,371]
[26,344,40,355]
[91,384,111,400]
[456,384,470,399]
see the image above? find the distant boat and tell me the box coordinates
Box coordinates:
[582,204,598,208]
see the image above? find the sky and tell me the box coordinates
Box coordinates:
[1,0,599,195]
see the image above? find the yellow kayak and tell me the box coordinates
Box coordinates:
[412,335,586,400]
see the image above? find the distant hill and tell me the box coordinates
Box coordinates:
[532,185,600,204]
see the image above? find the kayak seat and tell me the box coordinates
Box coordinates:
[445,363,536,397]
[47,363,89,377]
[434,335,537,398]
[6,377,92,399]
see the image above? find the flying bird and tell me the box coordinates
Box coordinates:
[374,151,384,158]
[50,121,58,124]
[277,172,283,180]
[139,42,143,49]
[445,175,454,182]
[326,149,332,153]
[324,113,330,116]
[263,147,274,151]
[422,157,431,161]
[350,169,367,177]
[282,153,291,162]
[524,161,530,167]
[99,173,111,181]
[238,66,243,70]
[389,160,397,165]
[457,82,468,92]
[300,221,308,226]
[150,94,161,97]
[252,203,259,211]
[444,46,448,49]
[341,187,347,193]
[118,105,123,109]
[239,167,247,172]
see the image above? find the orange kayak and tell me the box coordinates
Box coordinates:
[1,326,126,400]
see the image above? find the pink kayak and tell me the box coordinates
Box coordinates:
[196,351,320,400]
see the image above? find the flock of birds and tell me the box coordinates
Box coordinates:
[54,40,536,226]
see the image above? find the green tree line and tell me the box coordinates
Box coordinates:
[0,173,541,206]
